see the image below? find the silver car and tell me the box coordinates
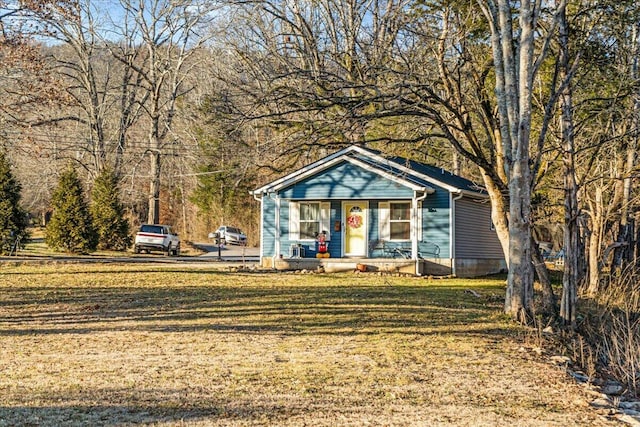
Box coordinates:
[209,226,247,245]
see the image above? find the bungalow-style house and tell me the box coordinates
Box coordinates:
[250,145,506,277]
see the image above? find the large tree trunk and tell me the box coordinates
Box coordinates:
[487,0,545,322]
[481,172,510,263]
[505,158,534,322]
[483,133,556,315]
[148,150,161,224]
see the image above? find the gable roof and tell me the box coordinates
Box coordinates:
[377,154,486,195]
[251,145,486,197]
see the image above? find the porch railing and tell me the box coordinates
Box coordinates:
[369,240,440,259]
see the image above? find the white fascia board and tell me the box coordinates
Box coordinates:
[250,146,359,195]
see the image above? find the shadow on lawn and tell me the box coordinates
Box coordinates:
[0,394,312,427]
[0,270,516,426]
[0,270,511,339]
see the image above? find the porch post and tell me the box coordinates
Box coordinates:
[411,194,419,260]
[275,194,281,259]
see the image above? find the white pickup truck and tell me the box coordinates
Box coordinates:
[134,224,180,256]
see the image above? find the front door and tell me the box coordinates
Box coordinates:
[344,202,368,257]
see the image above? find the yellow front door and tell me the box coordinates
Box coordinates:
[344,202,367,257]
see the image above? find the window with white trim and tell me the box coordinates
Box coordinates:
[289,201,331,241]
[389,202,411,240]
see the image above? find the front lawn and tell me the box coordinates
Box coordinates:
[0,264,613,426]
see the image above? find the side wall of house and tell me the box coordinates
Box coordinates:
[454,197,503,258]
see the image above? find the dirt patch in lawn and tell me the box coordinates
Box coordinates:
[0,265,618,426]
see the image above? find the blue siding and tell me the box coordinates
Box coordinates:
[327,201,342,256]
[279,161,414,199]
[421,186,451,258]
[368,200,380,245]
[280,199,291,255]
[365,186,451,259]
[261,190,452,259]
[262,199,343,258]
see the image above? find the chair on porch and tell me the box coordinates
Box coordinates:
[398,243,441,259]
[369,240,440,259]
[421,242,440,258]
[369,240,411,259]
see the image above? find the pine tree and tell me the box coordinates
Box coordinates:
[90,168,131,251]
[46,166,98,253]
[0,151,30,255]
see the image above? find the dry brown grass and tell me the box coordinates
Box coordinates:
[0,264,617,426]
[575,266,640,396]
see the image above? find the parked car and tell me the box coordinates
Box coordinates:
[209,226,247,245]
[134,224,180,256]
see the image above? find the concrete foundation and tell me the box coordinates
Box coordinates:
[272,258,417,274]
[454,258,507,278]
[262,256,505,277]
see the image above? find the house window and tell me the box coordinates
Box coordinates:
[390,202,411,240]
[289,201,331,241]
[299,202,320,240]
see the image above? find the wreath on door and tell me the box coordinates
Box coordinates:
[347,214,362,229]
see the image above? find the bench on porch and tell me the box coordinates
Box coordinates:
[369,240,440,259]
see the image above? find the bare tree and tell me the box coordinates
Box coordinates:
[574,3,640,296]
[110,0,215,224]
[21,1,145,178]
[476,0,574,321]
[0,0,82,220]
[557,6,578,327]
[0,0,76,137]
[611,20,640,273]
